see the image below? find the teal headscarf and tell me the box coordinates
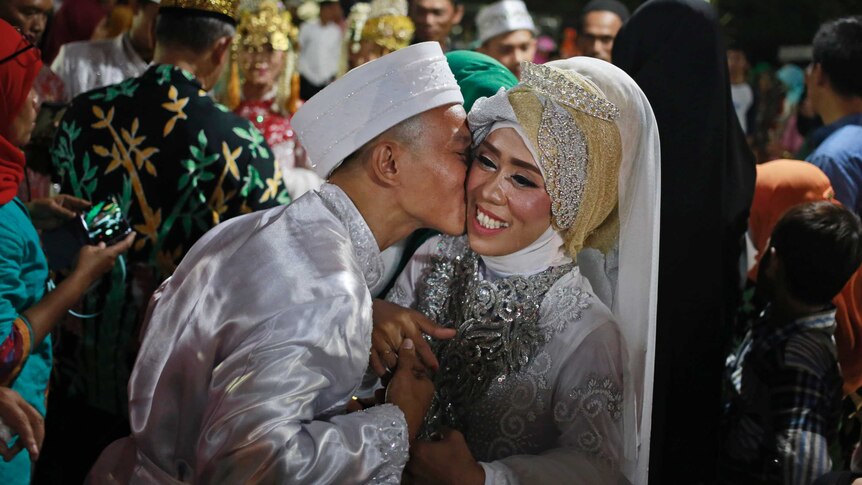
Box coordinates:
[776,64,805,105]
[445,50,518,112]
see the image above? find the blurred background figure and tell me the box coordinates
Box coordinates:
[727,44,756,138]
[51,0,159,99]
[532,34,557,64]
[297,0,343,99]
[89,1,134,41]
[474,0,536,79]
[409,0,462,51]
[805,16,862,216]
[575,0,629,62]
[341,1,370,73]
[344,0,413,71]
[0,0,64,103]
[222,0,321,198]
[42,0,114,64]
[768,64,808,159]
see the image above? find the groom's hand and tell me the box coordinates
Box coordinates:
[406,429,484,485]
[385,338,434,443]
[371,299,456,377]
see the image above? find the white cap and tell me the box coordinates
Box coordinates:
[476,0,536,44]
[292,42,464,178]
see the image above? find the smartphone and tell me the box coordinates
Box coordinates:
[83,197,132,246]
[41,196,132,272]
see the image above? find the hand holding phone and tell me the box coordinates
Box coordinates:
[72,232,136,287]
[41,196,134,272]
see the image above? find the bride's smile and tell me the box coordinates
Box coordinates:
[466,127,551,257]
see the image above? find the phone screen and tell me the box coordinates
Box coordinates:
[83,197,132,246]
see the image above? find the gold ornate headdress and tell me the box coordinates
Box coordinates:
[236,0,298,52]
[518,62,622,256]
[361,0,414,52]
[222,0,300,113]
[160,0,242,23]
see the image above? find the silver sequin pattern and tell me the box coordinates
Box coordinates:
[415,236,574,438]
[537,99,589,230]
[520,62,620,122]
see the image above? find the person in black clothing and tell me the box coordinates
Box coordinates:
[613,0,756,482]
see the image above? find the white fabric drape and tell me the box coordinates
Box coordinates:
[546,58,661,485]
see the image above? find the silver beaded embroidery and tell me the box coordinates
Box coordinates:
[415,237,574,436]
[553,373,623,469]
[520,62,620,122]
[365,405,410,484]
[537,99,590,230]
[318,184,384,290]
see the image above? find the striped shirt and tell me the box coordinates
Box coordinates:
[722,307,843,485]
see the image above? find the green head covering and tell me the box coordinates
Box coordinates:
[445,50,518,112]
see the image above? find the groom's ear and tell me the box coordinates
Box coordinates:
[366,139,402,188]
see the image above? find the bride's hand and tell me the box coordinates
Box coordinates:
[406,428,484,485]
[370,299,456,377]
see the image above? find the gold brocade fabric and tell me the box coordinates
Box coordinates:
[508,69,622,258]
[160,0,241,22]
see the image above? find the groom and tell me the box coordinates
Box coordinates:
[87,42,472,484]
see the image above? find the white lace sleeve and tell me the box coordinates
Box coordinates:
[384,235,443,308]
[481,322,628,485]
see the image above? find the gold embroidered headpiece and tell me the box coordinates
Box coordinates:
[519,62,622,256]
[236,0,297,52]
[361,0,414,52]
[160,0,241,23]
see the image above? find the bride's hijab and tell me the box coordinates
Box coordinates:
[467,58,661,483]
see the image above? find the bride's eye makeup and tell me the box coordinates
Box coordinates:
[476,154,497,170]
[511,174,538,188]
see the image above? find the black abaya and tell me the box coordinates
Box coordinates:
[612,1,756,483]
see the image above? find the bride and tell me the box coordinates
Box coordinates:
[376,57,660,484]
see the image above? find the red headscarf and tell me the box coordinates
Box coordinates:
[0,19,43,205]
[749,159,862,395]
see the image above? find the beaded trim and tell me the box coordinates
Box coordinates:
[520,62,620,122]
[538,99,589,230]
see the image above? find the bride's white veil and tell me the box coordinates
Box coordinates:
[546,57,661,484]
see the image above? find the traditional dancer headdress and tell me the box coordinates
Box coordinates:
[223,0,300,114]
[160,0,242,24]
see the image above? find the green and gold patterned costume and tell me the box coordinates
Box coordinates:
[48,64,289,430]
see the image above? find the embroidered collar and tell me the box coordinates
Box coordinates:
[318,183,384,291]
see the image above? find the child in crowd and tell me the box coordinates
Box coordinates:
[721,201,862,485]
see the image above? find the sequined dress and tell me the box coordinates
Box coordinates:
[388,235,628,484]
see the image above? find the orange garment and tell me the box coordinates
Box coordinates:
[749,159,862,394]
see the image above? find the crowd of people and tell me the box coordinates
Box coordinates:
[0,0,860,483]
